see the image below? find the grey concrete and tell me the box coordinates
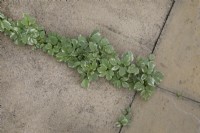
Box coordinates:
[155,0,200,101]
[122,0,200,133]
[0,0,172,133]
[121,89,200,133]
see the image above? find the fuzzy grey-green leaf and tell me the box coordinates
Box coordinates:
[81,79,90,88]
[2,20,11,30]
[119,67,126,76]
[134,82,144,91]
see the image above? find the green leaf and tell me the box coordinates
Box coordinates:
[119,67,126,76]
[88,73,98,81]
[141,74,147,80]
[121,77,129,82]
[81,79,90,88]
[140,86,155,100]
[89,42,98,51]
[56,52,66,58]
[127,64,139,75]
[101,59,110,67]
[88,72,98,81]
[21,35,28,44]
[120,117,129,125]
[68,61,80,68]
[148,54,155,60]
[141,66,148,73]
[147,61,155,74]
[43,43,52,51]
[116,107,131,128]
[71,39,79,47]
[60,37,68,45]
[47,49,54,56]
[105,45,114,54]
[40,31,46,38]
[20,14,35,26]
[0,22,4,32]
[12,27,20,33]
[77,67,84,74]
[121,51,134,66]
[97,65,107,73]
[21,16,29,26]
[22,14,36,26]
[2,20,12,30]
[47,35,58,45]
[136,57,148,67]
[122,82,129,88]
[80,61,89,71]
[27,38,37,45]
[112,65,120,71]
[134,82,144,91]
[0,13,5,19]
[146,76,155,86]
[115,122,122,128]
[53,46,60,53]
[109,58,117,66]
[99,71,107,77]
[91,61,97,70]
[90,31,101,43]
[78,35,87,43]
[113,80,121,88]
[99,38,109,46]
[153,71,164,84]
[106,70,114,80]
[10,32,17,40]
[28,16,36,25]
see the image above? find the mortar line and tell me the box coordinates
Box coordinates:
[119,0,176,132]
[158,86,200,104]
[151,0,175,54]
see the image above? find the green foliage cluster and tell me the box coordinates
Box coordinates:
[0,12,163,100]
[116,107,131,128]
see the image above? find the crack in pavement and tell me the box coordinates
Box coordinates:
[119,0,176,132]
[151,0,175,54]
[118,92,137,133]
[158,86,200,104]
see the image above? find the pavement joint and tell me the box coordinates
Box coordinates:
[158,86,200,104]
[151,0,175,54]
[118,92,137,133]
[119,0,176,132]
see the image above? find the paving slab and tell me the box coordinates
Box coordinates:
[1,0,172,55]
[0,35,133,133]
[121,89,200,133]
[0,0,172,133]
[154,0,200,101]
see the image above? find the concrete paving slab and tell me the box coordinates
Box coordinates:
[0,35,133,133]
[1,0,172,55]
[0,0,172,132]
[154,0,200,101]
[121,89,200,133]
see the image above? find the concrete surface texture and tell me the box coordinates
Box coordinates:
[1,0,200,133]
[121,89,200,133]
[155,0,200,101]
[122,0,200,133]
[0,0,172,133]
